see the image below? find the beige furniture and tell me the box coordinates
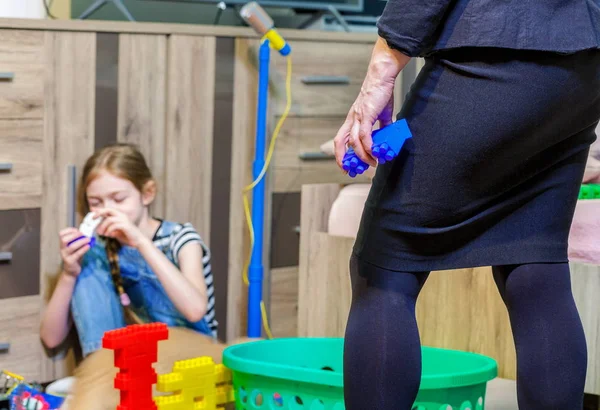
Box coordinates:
[485,379,518,410]
[0,17,381,382]
[264,55,414,337]
[0,25,216,382]
[297,183,600,395]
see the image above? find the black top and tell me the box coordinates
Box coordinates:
[377,0,600,57]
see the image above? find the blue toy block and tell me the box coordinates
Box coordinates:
[67,235,96,248]
[342,119,412,177]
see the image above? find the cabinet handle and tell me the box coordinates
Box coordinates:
[0,252,12,262]
[0,163,13,172]
[301,75,350,85]
[0,343,9,352]
[67,165,77,227]
[298,152,335,161]
[0,72,14,81]
[292,225,300,234]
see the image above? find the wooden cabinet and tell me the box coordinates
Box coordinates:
[0,18,378,379]
[0,30,45,211]
[271,117,371,193]
[0,26,212,382]
[268,41,375,193]
[226,34,381,340]
[0,296,44,381]
[0,30,45,120]
[271,40,373,117]
[0,29,48,383]
[41,31,97,381]
[0,120,43,210]
[259,40,410,338]
[0,209,41,300]
[0,211,43,380]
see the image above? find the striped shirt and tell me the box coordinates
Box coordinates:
[153,220,218,337]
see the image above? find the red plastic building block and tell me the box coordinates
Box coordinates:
[102,322,168,350]
[102,323,169,410]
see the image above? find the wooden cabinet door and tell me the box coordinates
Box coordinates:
[163,35,216,242]
[41,31,96,381]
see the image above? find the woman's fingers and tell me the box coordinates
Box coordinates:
[349,116,377,168]
[358,118,376,164]
[333,117,352,169]
[334,112,378,170]
[379,93,395,128]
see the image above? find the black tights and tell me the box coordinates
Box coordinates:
[343,255,588,410]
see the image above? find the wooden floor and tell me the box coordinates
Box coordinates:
[487,379,600,410]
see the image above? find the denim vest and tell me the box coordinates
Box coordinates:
[71,220,214,356]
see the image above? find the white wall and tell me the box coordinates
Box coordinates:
[0,0,46,19]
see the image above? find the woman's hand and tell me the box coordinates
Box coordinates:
[95,208,144,248]
[334,37,411,170]
[59,228,91,278]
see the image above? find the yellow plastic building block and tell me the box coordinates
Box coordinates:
[216,385,235,404]
[214,364,232,385]
[155,357,234,410]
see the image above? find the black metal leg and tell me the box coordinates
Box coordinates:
[327,5,351,32]
[113,0,136,21]
[296,11,326,29]
[78,0,135,21]
[78,0,109,19]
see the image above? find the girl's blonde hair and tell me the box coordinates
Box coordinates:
[77,143,154,217]
[77,143,154,324]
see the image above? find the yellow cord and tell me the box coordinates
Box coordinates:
[242,47,293,340]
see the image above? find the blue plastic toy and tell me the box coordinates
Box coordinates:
[9,384,64,410]
[342,119,412,177]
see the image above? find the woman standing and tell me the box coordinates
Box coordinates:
[334,0,600,408]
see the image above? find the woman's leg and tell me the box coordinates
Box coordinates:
[492,263,588,409]
[343,254,430,409]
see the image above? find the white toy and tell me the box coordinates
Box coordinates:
[77,212,103,247]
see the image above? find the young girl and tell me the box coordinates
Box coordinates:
[40,143,217,356]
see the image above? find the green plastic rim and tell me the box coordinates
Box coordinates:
[222,338,497,390]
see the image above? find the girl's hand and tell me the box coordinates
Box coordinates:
[59,228,91,278]
[334,37,410,170]
[95,208,144,248]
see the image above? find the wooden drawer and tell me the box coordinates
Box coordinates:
[0,209,41,300]
[0,30,45,119]
[272,117,371,192]
[0,295,43,381]
[270,266,299,338]
[270,41,372,117]
[0,120,43,210]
